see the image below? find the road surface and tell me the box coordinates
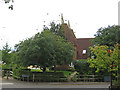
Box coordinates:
[1,77,110,90]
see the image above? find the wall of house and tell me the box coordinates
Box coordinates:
[61,23,94,60]
[76,38,94,59]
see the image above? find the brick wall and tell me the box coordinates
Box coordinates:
[61,23,94,60]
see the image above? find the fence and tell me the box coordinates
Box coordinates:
[73,75,103,82]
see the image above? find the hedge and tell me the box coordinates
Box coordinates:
[13,69,68,82]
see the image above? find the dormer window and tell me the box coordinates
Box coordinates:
[82,50,87,54]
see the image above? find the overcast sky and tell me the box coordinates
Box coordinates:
[0,0,119,49]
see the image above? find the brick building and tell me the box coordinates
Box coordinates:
[61,22,94,60]
[56,15,94,69]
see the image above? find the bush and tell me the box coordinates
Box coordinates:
[73,59,94,75]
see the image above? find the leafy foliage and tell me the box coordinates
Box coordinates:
[2,43,11,64]
[73,59,94,75]
[16,30,74,72]
[43,21,65,38]
[92,25,120,48]
[9,51,19,67]
[87,44,120,75]
[1,42,21,69]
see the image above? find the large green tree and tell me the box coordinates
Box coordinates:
[16,30,74,72]
[92,25,120,48]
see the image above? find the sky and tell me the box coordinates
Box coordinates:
[0,0,119,49]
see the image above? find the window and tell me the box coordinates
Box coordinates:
[82,50,87,54]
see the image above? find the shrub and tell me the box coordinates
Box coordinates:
[73,59,94,75]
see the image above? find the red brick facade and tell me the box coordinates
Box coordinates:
[61,23,94,60]
[76,38,93,59]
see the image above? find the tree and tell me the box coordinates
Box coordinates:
[113,43,120,82]
[9,50,19,67]
[43,22,60,34]
[92,25,120,48]
[43,21,65,38]
[88,44,120,86]
[2,43,11,64]
[1,43,20,69]
[16,30,74,72]
[88,45,119,73]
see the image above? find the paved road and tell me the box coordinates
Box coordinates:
[1,77,110,89]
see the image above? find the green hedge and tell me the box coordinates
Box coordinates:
[13,69,68,82]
